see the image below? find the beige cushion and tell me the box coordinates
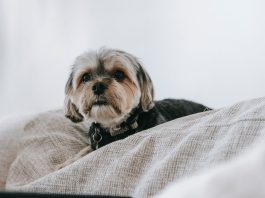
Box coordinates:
[1,97,265,197]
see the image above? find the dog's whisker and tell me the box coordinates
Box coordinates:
[123,81,135,96]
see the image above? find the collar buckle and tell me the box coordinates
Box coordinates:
[91,123,103,149]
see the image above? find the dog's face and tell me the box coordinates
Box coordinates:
[65,48,154,128]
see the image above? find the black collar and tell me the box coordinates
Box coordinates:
[88,107,142,150]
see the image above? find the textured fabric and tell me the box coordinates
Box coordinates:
[1,97,265,197]
[155,140,265,198]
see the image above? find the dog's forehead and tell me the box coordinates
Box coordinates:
[73,49,138,76]
[73,50,99,72]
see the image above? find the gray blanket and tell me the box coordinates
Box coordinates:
[1,97,265,197]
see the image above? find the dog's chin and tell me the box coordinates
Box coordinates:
[87,104,126,128]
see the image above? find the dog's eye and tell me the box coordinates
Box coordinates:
[114,70,125,81]
[82,73,91,83]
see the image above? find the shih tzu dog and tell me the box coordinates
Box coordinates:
[62,48,210,166]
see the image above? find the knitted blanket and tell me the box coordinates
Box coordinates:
[1,97,265,197]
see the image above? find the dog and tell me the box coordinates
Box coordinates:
[61,48,211,167]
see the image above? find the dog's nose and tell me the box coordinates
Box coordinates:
[92,82,108,95]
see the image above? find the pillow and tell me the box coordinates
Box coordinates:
[156,139,265,198]
[1,97,265,197]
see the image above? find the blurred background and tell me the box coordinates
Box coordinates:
[0,0,265,117]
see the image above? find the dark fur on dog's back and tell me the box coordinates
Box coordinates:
[137,99,211,131]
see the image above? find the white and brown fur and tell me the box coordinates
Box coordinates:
[61,48,210,168]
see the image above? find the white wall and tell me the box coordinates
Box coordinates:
[1,0,265,117]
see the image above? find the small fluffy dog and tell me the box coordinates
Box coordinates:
[63,48,210,164]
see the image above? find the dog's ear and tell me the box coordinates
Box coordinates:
[64,72,84,123]
[137,64,155,112]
